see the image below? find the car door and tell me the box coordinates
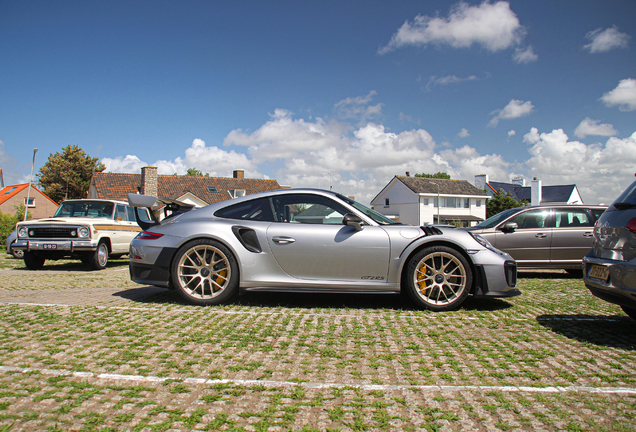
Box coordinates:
[494,208,553,263]
[550,208,595,262]
[266,193,390,282]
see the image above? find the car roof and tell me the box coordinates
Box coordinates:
[60,199,129,205]
[507,204,607,210]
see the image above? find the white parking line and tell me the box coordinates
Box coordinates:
[1,365,634,394]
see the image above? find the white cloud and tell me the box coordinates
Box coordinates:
[426,75,478,90]
[600,78,636,111]
[574,118,618,138]
[584,26,630,53]
[512,46,538,64]
[488,99,534,127]
[102,155,148,173]
[508,130,516,137]
[378,1,525,54]
[458,128,470,138]
[523,128,636,204]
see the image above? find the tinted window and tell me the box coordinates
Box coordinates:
[474,207,522,229]
[272,194,349,224]
[215,198,275,221]
[613,179,636,205]
[554,208,592,228]
[508,209,552,229]
[591,208,605,221]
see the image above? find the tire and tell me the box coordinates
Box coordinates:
[620,305,636,321]
[171,239,239,306]
[89,241,109,270]
[10,242,24,259]
[405,246,472,311]
[24,252,45,270]
[565,269,583,278]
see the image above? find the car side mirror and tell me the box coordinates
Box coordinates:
[343,213,365,231]
[499,222,518,233]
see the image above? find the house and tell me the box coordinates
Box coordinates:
[89,167,282,208]
[0,183,59,219]
[371,175,490,227]
[474,175,583,206]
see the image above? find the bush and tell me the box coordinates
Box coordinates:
[0,204,29,250]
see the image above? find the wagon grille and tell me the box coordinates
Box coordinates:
[27,227,79,239]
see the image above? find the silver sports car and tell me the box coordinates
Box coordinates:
[127,189,519,311]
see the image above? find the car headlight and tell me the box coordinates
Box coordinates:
[469,232,497,252]
[78,227,90,238]
[18,227,28,238]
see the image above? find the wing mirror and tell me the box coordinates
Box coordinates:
[499,222,518,233]
[343,213,365,231]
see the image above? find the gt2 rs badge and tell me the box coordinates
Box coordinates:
[361,276,385,280]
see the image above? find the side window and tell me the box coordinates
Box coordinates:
[116,205,128,221]
[214,197,275,221]
[271,194,350,224]
[555,209,593,228]
[591,208,605,221]
[126,206,136,222]
[507,209,551,229]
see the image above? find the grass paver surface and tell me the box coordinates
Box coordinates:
[0,254,634,430]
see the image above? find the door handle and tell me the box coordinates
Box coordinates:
[272,236,296,244]
[535,233,547,238]
[583,232,593,238]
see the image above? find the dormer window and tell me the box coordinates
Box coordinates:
[229,189,246,199]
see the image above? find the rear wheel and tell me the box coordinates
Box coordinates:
[405,246,472,311]
[10,243,24,259]
[171,239,239,306]
[89,241,109,270]
[24,252,45,270]
[621,305,636,321]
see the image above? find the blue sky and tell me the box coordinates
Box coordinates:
[1,0,635,205]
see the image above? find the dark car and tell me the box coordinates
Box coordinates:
[463,204,606,275]
[583,178,636,319]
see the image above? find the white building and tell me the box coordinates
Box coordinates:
[371,175,490,227]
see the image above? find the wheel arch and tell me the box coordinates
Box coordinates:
[170,235,242,282]
[399,240,477,294]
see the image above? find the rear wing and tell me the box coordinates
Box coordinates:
[127,193,195,231]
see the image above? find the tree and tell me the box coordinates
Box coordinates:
[486,189,528,218]
[37,145,106,203]
[186,168,209,177]
[414,172,451,179]
[0,204,29,249]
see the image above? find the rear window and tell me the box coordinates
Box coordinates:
[613,179,636,206]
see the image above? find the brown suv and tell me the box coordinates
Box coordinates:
[463,205,607,275]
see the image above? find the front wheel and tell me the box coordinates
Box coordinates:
[89,242,109,270]
[405,246,472,311]
[24,252,45,270]
[171,239,239,306]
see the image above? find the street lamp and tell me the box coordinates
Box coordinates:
[24,148,38,222]
[430,181,440,224]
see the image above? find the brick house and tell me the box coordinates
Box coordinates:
[0,183,59,219]
[88,167,282,208]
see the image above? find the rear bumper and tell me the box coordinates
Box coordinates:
[583,253,636,309]
[129,247,177,288]
[13,239,98,253]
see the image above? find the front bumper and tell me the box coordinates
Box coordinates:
[13,239,98,253]
[583,253,636,309]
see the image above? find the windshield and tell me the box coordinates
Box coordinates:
[336,194,398,225]
[473,207,522,229]
[53,202,114,219]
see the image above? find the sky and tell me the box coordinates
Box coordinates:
[1,0,635,206]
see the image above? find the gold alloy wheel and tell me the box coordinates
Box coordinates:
[177,244,231,299]
[413,251,467,306]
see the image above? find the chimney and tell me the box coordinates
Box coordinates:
[233,170,244,180]
[531,179,542,206]
[141,166,158,197]
[512,177,526,186]
[474,174,488,190]
[405,171,410,177]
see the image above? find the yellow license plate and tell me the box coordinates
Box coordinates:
[588,265,609,281]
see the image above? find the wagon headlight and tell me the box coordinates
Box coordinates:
[18,227,28,238]
[469,232,496,252]
[78,227,90,238]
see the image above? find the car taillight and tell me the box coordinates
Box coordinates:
[627,218,636,233]
[137,232,164,240]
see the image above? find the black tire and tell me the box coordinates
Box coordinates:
[89,241,109,270]
[171,238,239,306]
[405,246,472,311]
[620,305,636,321]
[565,269,583,278]
[24,252,45,270]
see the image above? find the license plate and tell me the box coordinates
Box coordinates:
[588,265,609,281]
[43,244,57,250]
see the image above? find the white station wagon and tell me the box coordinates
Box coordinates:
[13,199,151,270]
